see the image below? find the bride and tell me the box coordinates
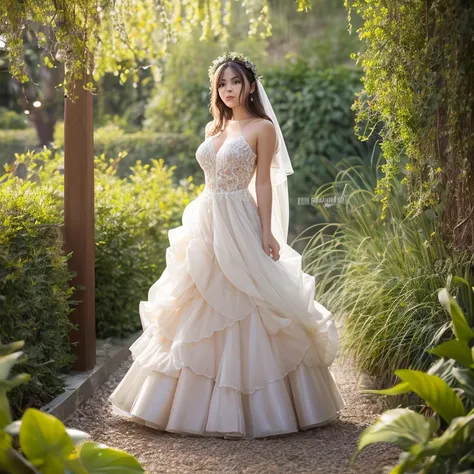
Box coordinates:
[108,51,345,439]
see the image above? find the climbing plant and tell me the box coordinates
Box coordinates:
[345,0,474,252]
[0,0,313,97]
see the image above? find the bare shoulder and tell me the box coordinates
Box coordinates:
[204,120,215,137]
[254,118,276,138]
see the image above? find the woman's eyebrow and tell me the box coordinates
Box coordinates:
[219,76,239,81]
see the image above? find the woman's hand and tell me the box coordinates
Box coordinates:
[262,232,280,261]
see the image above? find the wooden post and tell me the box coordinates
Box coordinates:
[63,75,96,371]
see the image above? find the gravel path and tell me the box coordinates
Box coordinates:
[66,356,400,473]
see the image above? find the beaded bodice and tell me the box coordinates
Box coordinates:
[196,124,257,193]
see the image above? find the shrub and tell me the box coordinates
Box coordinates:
[0,176,77,419]
[54,122,202,183]
[0,129,38,174]
[4,147,203,340]
[0,107,28,130]
[94,153,203,338]
[300,154,474,392]
[354,281,474,473]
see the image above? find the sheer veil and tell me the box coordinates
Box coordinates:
[247,78,294,246]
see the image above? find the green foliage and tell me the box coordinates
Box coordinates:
[93,153,202,338]
[0,129,38,174]
[354,284,474,473]
[345,0,474,251]
[3,146,202,340]
[54,122,202,183]
[0,108,27,130]
[0,0,275,96]
[300,155,474,391]
[0,341,145,473]
[0,177,77,419]
[262,62,376,230]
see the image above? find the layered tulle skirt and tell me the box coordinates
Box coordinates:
[108,187,345,439]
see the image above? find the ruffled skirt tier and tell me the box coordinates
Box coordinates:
[108,188,345,439]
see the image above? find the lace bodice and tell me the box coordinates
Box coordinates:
[196,130,257,193]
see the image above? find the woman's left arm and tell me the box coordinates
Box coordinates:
[255,120,280,261]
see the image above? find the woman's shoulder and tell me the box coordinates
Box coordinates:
[204,119,217,138]
[253,118,275,136]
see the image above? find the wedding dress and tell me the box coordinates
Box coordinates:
[108,119,345,439]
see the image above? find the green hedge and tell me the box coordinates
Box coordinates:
[55,123,202,183]
[263,63,378,230]
[0,107,28,130]
[0,178,77,419]
[0,147,201,412]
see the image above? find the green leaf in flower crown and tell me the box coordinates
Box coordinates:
[355,408,439,456]
[395,369,465,424]
[438,288,474,342]
[427,340,473,368]
[452,367,474,401]
[79,441,145,473]
[19,408,75,473]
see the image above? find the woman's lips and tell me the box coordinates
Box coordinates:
[226,96,234,100]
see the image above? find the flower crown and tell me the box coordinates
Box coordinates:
[208,52,263,90]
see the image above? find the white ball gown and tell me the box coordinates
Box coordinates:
[108,121,345,439]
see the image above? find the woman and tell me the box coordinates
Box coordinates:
[108,52,345,439]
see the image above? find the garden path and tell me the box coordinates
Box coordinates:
[66,357,400,473]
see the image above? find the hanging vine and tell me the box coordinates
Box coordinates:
[0,0,277,98]
[345,0,474,251]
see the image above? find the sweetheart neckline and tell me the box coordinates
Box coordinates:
[210,135,257,158]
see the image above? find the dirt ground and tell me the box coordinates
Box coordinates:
[65,356,401,473]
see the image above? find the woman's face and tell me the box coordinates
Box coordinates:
[217,66,246,108]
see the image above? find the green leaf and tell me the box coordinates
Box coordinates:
[395,369,465,423]
[427,340,473,368]
[0,351,24,379]
[452,367,474,401]
[0,392,12,429]
[438,288,474,341]
[0,430,12,467]
[19,408,74,473]
[362,382,411,396]
[79,442,144,473]
[425,412,474,455]
[356,408,438,454]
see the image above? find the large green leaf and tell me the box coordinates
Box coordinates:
[395,369,465,424]
[19,408,75,474]
[79,442,144,473]
[356,408,439,454]
[427,340,473,368]
[438,288,474,342]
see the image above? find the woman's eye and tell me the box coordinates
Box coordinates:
[219,80,240,87]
